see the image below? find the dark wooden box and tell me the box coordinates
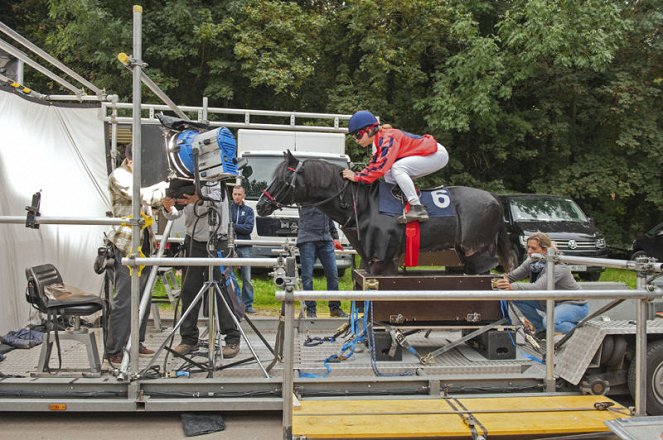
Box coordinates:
[352,270,503,325]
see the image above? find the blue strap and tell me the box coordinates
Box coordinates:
[298,300,368,378]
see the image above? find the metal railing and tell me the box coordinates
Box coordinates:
[275,254,662,437]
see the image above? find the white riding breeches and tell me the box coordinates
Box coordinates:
[384,143,449,205]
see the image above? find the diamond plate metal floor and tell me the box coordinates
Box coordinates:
[0,318,544,382]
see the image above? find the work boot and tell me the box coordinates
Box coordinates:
[397,204,429,224]
[223,343,240,359]
[106,352,123,365]
[172,343,197,357]
[139,343,155,357]
[330,308,348,318]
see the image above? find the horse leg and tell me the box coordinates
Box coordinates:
[367,259,398,276]
[463,252,498,275]
[368,260,385,276]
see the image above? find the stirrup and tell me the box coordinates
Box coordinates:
[397,207,429,224]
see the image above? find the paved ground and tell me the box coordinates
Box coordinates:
[0,411,283,440]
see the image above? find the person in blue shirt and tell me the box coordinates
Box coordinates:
[231,185,256,313]
[297,206,347,318]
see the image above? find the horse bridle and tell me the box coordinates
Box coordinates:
[260,161,303,209]
[260,160,351,210]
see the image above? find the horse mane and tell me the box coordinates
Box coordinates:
[274,158,345,192]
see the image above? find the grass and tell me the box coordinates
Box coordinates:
[152,268,355,314]
[152,266,638,313]
[599,267,636,288]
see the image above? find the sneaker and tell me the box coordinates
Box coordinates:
[397,204,429,224]
[330,308,348,318]
[106,352,123,365]
[245,307,257,314]
[306,308,317,318]
[172,343,197,356]
[222,343,240,359]
[139,343,155,357]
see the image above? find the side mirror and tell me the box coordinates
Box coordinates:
[587,217,595,225]
[236,158,253,178]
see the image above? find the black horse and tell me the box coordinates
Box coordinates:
[256,151,511,275]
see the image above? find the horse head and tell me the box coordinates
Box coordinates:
[256,151,301,217]
[255,150,349,218]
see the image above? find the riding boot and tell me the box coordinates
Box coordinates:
[398,204,429,224]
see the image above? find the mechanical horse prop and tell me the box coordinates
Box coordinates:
[256,151,511,275]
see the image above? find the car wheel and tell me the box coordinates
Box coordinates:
[631,250,648,261]
[628,340,663,415]
[578,272,601,282]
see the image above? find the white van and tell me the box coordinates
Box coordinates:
[237,130,353,274]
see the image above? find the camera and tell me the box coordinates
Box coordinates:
[166,179,196,210]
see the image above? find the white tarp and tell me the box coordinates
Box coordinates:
[0,88,109,335]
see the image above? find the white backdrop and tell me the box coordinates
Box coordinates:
[0,88,109,334]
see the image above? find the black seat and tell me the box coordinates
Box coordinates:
[25,264,105,374]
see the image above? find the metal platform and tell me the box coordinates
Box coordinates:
[0,314,554,412]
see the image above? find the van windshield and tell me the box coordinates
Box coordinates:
[242,156,349,200]
[509,198,588,222]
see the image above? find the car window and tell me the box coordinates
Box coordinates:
[647,222,663,237]
[242,156,349,200]
[508,198,588,222]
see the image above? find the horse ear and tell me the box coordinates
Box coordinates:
[285,149,298,166]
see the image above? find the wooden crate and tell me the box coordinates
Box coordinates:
[352,270,503,325]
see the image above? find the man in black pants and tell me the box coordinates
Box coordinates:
[105,144,167,364]
[163,184,240,358]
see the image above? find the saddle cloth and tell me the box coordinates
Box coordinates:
[378,182,456,217]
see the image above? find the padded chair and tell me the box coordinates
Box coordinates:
[25,264,105,374]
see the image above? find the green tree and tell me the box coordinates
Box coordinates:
[3,0,661,247]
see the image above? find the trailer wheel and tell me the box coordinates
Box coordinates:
[628,340,663,415]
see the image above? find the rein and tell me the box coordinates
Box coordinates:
[262,181,350,209]
[261,160,352,210]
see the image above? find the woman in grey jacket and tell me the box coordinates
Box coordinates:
[496,232,588,337]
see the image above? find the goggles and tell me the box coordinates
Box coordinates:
[350,123,377,141]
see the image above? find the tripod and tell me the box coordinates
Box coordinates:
[140,184,269,378]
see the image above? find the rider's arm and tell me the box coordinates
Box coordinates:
[354,134,400,184]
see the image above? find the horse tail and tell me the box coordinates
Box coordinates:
[496,220,512,272]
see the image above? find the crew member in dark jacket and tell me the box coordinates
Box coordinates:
[231,185,255,313]
[297,206,347,318]
[163,183,241,358]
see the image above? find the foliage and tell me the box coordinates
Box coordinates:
[3,0,662,247]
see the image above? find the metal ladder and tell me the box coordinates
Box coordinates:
[150,267,181,331]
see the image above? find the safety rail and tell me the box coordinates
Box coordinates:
[102,101,352,133]
[275,254,662,438]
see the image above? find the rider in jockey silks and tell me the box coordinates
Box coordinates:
[342,110,449,223]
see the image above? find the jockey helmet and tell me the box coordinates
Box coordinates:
[348,110,378,134]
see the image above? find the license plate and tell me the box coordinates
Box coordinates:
[568,265,587,272]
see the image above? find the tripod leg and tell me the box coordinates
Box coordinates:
[243,314,276,356]
[213,283,270,378]
[138,283,210,378]
[266,302,286,373]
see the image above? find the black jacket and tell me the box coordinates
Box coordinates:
[296,206,339,245]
